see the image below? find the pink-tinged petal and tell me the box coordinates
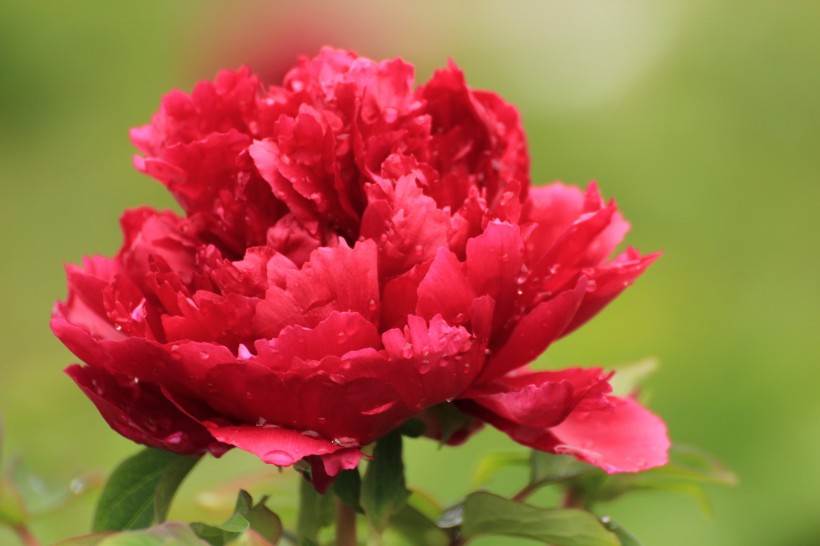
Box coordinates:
[380,314,482,406]
[361,171,452,279]
[521,184,585,264]
[481,279,587,381]
[380,260,431,331]
[460,368,610,429]
[551,397,669,473]
[66,365,227,457]
[262,311,381,363]
[248,139,317,226]
[466,221,524,329]
[563,250,660,336]
[307,448,365,493]
[254,240,379,337]
[205,423,362,468]
[416,248,474,324]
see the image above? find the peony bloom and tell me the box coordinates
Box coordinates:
[52,48,668,490]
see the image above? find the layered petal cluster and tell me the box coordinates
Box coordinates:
[52,48,668,488]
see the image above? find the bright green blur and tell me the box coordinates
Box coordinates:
[1,1,818,544]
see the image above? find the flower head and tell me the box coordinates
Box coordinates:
[53,48,668,490]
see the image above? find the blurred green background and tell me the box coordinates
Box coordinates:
[1,1,818,544]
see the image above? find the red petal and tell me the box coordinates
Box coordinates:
[66,364,226,456]
[481,279,587,381]
[205,423,362,468]
[551,397,669,473]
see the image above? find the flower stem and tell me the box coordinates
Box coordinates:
[336,498,357,546]
[12,525,41,546]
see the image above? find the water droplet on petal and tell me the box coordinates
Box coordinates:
[586,280,598,292]
[333,437,359,448]
[256,417,267,426]
[302,430,320,438]
[114,324,123,332]
[414,244,424,257]
[368,298,378,312]
[164,432,183,445]
[199,351,210,360]
[265,450,296,466]
[361,400,397,416]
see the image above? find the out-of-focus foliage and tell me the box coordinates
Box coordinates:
[1,1,818,544]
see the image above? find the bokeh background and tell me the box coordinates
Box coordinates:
[1,1,818,544]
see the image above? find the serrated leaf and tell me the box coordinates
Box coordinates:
[601,518,642,546]
[332,468,362,512]
[472,452,529,486]
[93,448,201,532]
[460,491,619,546]
[609,358,659,397]
[361,430,410,533]
[95,522,209,545]
[296,476,333,542]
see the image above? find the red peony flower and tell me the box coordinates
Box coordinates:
[52,48,668,490]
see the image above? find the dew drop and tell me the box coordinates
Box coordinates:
[69,478,86,495]
[302,430,320,438]
[199,351,210,360]
[256,417,267,426]
[586,280,598,292]
[454,312,465,323]
[367,298,378,312]
[114,324,123,332]
[401,342,414,359]
[333,437,359,448]
[414,244,424,256]
[164,432,183,445]
[265,450,296,466]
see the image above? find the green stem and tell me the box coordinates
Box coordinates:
[336,499,357,546]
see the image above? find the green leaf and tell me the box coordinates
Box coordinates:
[530,451,590,484]
[609,358,659,397]
[601,518,642,546]
[332,468,362,512]
[191,513,250,546]
[460,491,619,546]
[387,504,449,546]
[296,477,333,542]
[193,490,281,546]
[360,430,411,533]
[96,522,210,545]
[568,444,736,515]
[239,492,281,545]
[471,451,529,486]
[93,448,201,532]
